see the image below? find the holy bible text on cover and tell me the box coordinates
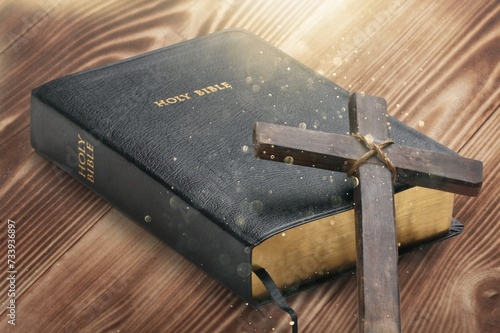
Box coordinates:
[30,29,460,305]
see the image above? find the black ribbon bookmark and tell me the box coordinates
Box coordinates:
[254,268,298,333]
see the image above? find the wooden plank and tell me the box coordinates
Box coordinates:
[272,0,500,151]
[399,104,500,333]
[0,208,231,332]
[0,0,497,332]
[254,122,483,196]
[349,94,400,332]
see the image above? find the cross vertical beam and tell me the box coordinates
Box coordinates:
[349,93,401,332]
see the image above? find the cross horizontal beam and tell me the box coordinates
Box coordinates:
[253,122,482,196]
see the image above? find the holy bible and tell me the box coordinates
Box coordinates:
[30,29,462,305]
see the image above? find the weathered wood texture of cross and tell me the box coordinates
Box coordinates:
[253,93,482,332]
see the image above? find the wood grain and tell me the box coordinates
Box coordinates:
[0,0,498,332]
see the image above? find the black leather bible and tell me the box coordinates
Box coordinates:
[30,29,462,306]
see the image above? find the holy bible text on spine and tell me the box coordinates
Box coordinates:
[30,29,461,305]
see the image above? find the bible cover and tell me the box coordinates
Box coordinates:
[30,29,462,305]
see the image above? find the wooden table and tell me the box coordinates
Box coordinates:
[1,1,498,332]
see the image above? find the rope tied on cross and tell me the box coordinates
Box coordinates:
[347,133,397,182]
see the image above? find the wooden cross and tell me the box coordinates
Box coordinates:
[253,93,482,332]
